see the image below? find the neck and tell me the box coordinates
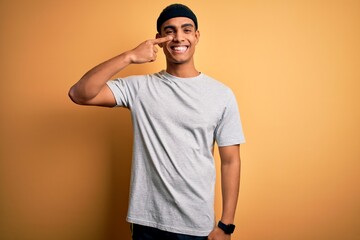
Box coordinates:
[166,61,199,78]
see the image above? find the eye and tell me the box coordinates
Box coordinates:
[184,28,193,33]
[165,30,174,35]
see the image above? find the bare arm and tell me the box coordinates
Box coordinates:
[68,36,173,107]
[208,144,241,240]
[219,145,241,224]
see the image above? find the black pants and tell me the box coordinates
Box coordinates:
[131,224,208,240]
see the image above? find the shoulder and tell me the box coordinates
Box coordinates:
[108,73,159,87]
[200,73,234,97]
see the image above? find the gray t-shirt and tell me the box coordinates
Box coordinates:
[106,70,245,236]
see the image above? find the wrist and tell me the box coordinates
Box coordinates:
[220,218,234,225]
[217,220,235,235]
[122,51,134,64]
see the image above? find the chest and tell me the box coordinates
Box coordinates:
[134,81,223,131]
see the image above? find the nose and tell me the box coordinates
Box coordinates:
[173,31,185,42]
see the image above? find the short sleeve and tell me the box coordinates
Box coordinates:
[215,90,245,146]
[106,75,144,108]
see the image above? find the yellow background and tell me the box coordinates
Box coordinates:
[1,0,359,239]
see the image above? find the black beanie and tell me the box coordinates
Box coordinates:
[157,4,198,33]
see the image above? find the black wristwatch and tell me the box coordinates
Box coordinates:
[217,221,235,234]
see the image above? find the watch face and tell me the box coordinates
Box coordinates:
[228,224,235,233]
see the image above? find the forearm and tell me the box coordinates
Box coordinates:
[69,36,172,105]
[219,146,241,224]
[69,52,131,103]
[208,147,240,239]
[221,160,240,224]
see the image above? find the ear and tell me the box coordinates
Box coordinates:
[156,33,164,48]
[195,30,200,45]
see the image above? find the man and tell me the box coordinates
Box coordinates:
[69,4,245,240]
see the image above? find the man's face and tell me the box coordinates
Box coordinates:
[157,17,200,65]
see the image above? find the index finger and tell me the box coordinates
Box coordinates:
[152,36,173,45]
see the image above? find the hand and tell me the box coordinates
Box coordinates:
[208,227,231,240]
[127,36,173,64]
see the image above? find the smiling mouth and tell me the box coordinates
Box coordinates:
[170,46,188,53]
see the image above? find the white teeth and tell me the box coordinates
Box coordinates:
[173,46,187,52]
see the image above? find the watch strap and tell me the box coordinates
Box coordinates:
[217,220,235,234]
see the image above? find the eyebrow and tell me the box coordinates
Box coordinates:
[163,23,195,31]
